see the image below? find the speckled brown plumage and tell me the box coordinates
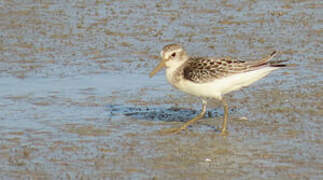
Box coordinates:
[149,43,290,135]
[182,51,285,83]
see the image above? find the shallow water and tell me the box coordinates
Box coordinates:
[0,0,322,179]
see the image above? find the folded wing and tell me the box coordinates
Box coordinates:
[183,51,287,83]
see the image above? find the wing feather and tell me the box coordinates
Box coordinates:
[183,51,283,83]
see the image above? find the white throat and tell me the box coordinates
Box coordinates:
[165,56,188,85]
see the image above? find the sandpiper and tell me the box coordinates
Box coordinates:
[150,44,288,135]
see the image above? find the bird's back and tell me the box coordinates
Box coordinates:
[182,51,286,84]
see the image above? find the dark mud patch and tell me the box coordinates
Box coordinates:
[106,104,236,122]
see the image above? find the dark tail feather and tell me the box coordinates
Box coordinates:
[270,64,288,67]
[250,50,279,68]
[269,60,289,67]
[270,50,278,57]
[269,60,297,67]
[250,51,296,68]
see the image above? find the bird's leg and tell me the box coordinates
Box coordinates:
[175,99,207,133]
[220,98,229,136]
[160,99,207,134]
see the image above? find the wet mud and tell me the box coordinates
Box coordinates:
[0,0,322,179]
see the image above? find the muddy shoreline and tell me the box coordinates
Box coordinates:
[0,0,322,179]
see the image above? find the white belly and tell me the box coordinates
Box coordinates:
[167,67,279,100]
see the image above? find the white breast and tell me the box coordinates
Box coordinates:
[166,66,279,100]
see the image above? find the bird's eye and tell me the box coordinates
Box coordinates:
[171,52,176,57]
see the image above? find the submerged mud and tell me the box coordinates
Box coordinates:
[0,0,322,179]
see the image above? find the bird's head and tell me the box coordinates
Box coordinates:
[149,44,187,78]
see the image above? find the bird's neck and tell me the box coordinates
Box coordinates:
[165,56,189,86]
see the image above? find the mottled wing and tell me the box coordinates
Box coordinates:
[182,51,284,83]
[183,54,275,83]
